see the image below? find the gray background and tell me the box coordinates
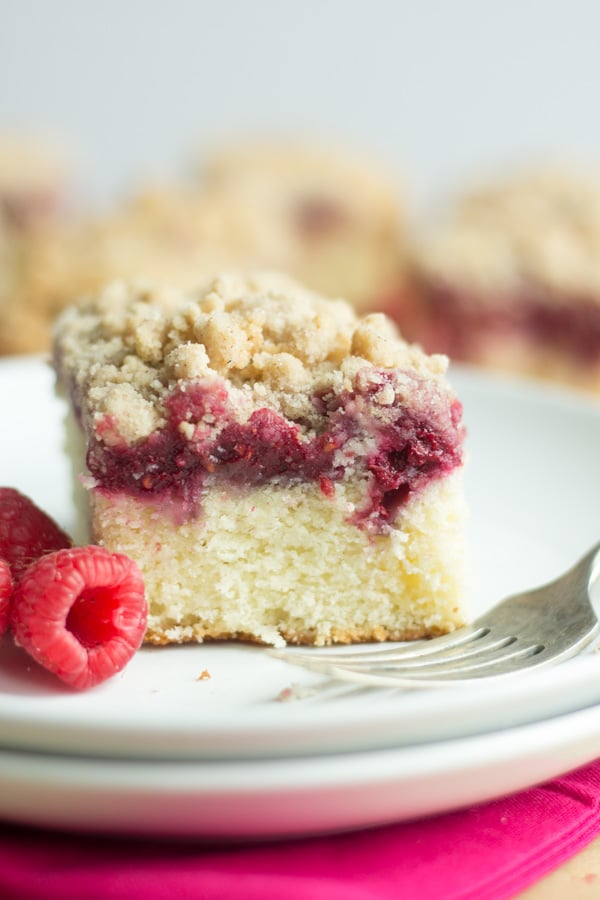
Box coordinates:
[1,0,599,206]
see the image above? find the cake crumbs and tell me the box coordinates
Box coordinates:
[197,669,211,681]
[277,682,322,702]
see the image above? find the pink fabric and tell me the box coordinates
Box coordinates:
[2,760,600,900]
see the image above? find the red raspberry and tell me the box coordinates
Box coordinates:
[0,487,72,583]
[10,546,147,690]
[0,559,12,638]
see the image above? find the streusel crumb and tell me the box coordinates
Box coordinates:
[55,271,448,447]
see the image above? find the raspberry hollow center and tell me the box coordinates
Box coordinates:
[66,588,123,648]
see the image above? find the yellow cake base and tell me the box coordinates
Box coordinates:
[83,471,468,648]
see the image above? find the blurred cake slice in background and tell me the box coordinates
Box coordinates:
[0,132,71,231]
[0,182,243,355]
[1,137,410,356]
[197,140,408,312]
[53,272,468,647]
[406,165,600,395]
[0,133,74,354]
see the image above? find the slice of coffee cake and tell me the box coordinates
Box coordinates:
[408,165,600,395]
[53,273,468,647]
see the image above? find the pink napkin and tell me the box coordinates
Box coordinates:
[2,759,600,900]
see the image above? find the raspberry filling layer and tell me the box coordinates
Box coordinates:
[418,279,600,362]
[86,369,463,533]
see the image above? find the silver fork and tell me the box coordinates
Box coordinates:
[271,542,600,689]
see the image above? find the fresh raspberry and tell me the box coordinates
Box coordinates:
[0,560,12,638]
[10,546,147,690]
[0,487,72,583]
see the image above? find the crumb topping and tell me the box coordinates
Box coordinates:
[54,272,450,446]
[415,166,600,300]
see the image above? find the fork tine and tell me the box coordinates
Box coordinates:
[371,642,545,676]
[290,642,547,686]
[270,625,489,666]
[288,636,531,672]
[273,631,517,669]
[307,654,547,688]
[282,640,545,679]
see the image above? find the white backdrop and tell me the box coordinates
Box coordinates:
[1,0,599,206]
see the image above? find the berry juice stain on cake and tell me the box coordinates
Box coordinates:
[53,273,469,647]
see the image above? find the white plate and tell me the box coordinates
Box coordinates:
[0,356,599,764]
[2,701,600,839]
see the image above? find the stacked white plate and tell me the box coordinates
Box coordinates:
[1,357,599,840]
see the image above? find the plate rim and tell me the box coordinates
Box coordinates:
[1,699,600,838]
[0,355,599,762]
